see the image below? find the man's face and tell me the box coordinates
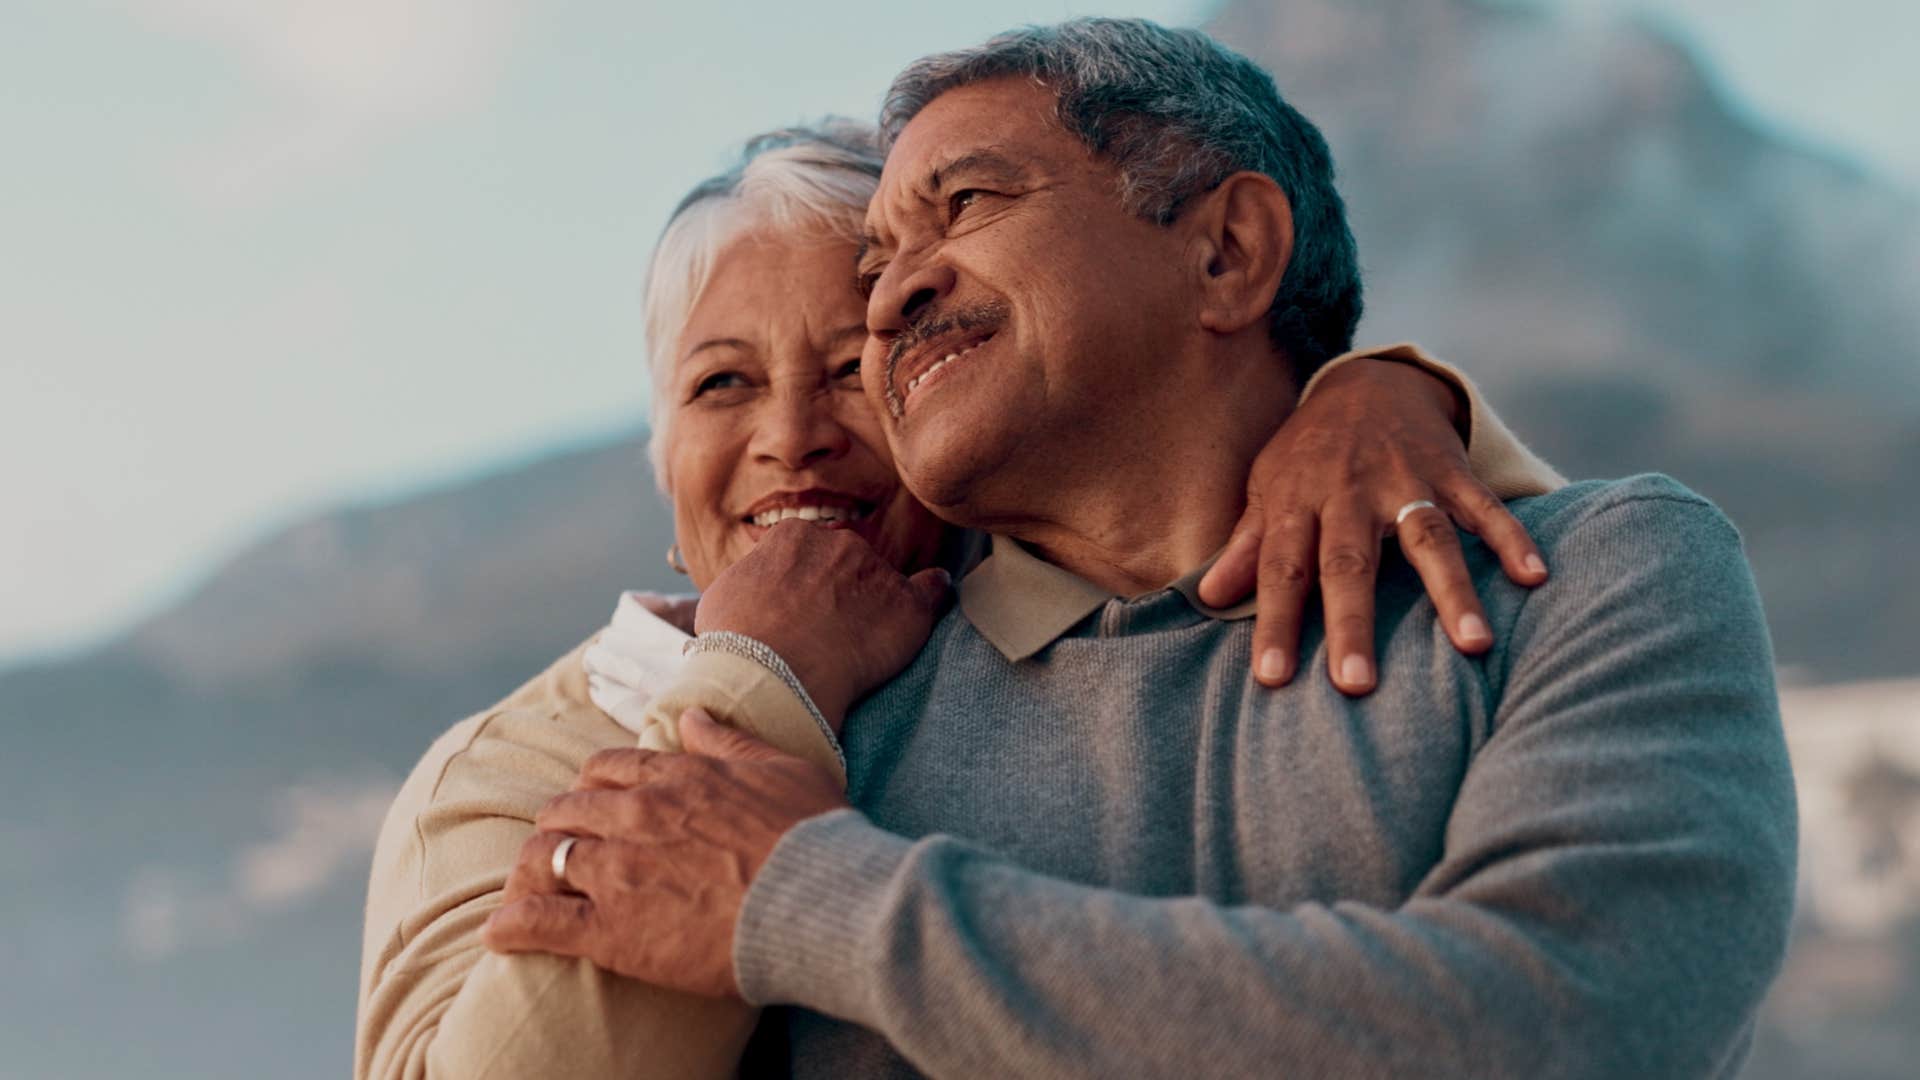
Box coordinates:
[856,77,1196,514]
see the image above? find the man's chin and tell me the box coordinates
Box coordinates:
[895,429,1015,525]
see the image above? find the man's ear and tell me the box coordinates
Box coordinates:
[1188,172,1294,335]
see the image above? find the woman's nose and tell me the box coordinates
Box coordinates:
[751,384,852,470]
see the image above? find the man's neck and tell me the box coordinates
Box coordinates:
[973,343,1297,596]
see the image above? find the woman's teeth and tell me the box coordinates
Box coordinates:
[905,340,985,395]
[750,505,868,527]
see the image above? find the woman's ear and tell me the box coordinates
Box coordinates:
[1189,172,1295,335]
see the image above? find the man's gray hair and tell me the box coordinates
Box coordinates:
[642,122,883,493]
[881,17,1362,381]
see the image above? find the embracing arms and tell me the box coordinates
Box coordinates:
[494,483,1797,1078]
[358,346,1563,1078]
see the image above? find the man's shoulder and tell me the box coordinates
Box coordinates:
[1486,473,1773,694]
[1505,473,1741,563]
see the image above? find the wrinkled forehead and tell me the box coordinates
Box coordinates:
[861,78,1067,253]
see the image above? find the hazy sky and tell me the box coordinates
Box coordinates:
[4,0,1917,664]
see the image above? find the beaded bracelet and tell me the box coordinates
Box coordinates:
[682,631,845,775]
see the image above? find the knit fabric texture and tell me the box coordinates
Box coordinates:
[734,475,1798,1079]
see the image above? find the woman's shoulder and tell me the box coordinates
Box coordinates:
[373,635,622,857]
[366,639,634,917]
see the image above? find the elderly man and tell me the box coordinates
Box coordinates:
[487,19,1797,1077]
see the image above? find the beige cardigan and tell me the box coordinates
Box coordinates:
[353,346,1566,1079]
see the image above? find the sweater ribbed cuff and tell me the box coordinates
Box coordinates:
[733,808,914,1024]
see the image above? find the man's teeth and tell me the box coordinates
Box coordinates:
[750,505,869,527]
[905,340,985,394]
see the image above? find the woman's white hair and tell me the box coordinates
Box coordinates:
[643,122,884,493]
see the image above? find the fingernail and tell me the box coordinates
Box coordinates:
[1457,614,1491,645]
[1339,654,1373,688]
[1524,554,1547,577]
[1258,648,1291,684]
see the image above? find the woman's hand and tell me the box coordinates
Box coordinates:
[1197,359,1549,695]
[694,520,952,726]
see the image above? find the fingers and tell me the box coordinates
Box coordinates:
[1393,502,1493,655]
[483,894,597,956]
[535,790,630,839]
[1248,508,1316,686]
[504,830,595,901]
[1441,476,1549,586]
[1196,509,1261,608]
[1316,499,1380,695]
[678,707,784,762]
[906,566,954,611]
[576,747,668,790]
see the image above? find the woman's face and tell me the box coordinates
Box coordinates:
[661,233,946,590]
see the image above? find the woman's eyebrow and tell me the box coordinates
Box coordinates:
[684,337,752,359]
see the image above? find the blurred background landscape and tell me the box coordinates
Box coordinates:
[3,0,1916,1076]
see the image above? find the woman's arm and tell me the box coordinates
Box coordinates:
[1200,343,1566,694]
[355,646,763,1080]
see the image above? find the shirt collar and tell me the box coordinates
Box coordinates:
[958,535,1257,662]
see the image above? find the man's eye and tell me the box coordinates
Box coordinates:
[855,269,882,300]
[948,189,985,220]
[833,358,862,380]
[692,371,746,398]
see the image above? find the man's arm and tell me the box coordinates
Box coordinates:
[730,481,1796,1078]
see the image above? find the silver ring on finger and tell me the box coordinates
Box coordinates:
[551,836,578,889]
[1394,499,1440,528]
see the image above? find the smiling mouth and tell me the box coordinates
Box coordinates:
[747,504,870,527]
[740,491,877,530]
[884,301,1011,418]
[900,334,993,407]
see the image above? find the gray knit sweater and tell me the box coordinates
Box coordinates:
[733,475,1798,1079]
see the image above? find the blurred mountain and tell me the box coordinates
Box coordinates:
[1213,0,1920,682]
[2,1,1917,1077]
[0,436,680,1079]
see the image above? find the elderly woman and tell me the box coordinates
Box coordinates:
[355,123,1559,1078]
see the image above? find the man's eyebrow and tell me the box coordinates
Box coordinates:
[928,149,1029,193]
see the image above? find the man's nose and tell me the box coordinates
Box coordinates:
[867,259,957,345]
[752,384,852,470]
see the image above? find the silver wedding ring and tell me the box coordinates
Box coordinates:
[551,836,578,888]
[1394,499,1439,528]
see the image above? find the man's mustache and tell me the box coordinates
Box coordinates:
[882,301,1011,418]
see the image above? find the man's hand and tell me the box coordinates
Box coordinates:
[1197,358,1548,695]
[482,708,848,998]
[695,520,951,724]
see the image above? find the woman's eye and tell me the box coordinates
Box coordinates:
[692,371,746,398]
[834,358,862,381]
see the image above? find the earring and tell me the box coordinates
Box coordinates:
[666,542,689,575]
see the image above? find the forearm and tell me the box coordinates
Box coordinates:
[740,810,1772,1079]
[361,894,758,1080]
[1305,344,1567,498]
[356,705,764,1080]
